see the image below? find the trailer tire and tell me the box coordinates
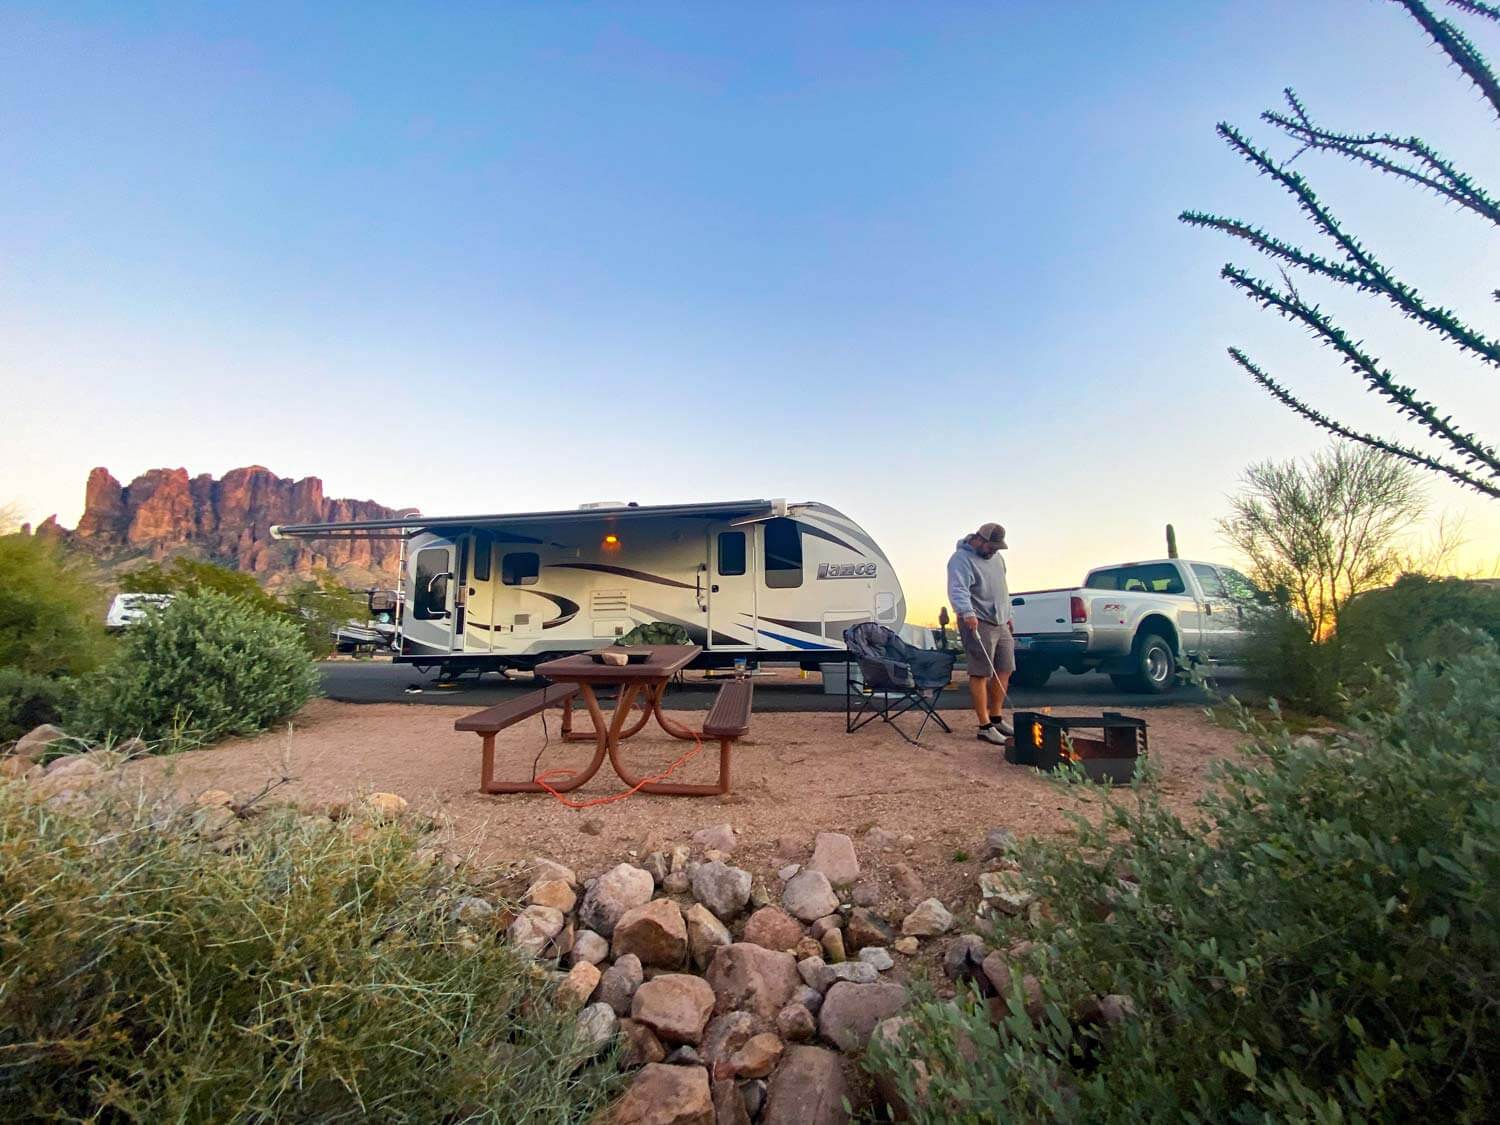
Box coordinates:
[1010,663,1053,690]
[1121,630,1177,694]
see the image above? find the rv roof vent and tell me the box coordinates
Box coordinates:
[579,501,628,510]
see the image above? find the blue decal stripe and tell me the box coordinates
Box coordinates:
[755,627,834,650]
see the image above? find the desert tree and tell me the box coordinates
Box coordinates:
[1220,442,1428,640]
[1182,0,1500,499]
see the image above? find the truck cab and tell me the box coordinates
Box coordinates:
[1010,558,1266,693]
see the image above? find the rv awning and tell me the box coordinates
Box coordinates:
[270,499,783,541]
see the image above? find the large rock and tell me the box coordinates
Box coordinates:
[777,1002,817,1042]
[818,981,909,1052]
[782,870,839,923]
[870,1016,929,1122]
[507,905,565,958]
[692,823,737,853]
[11,724,66,763]
[580,863,655,936]
[684,903,731,971]
[944,934,988,987]
[845,908,897,953]
[527,878,577,913]
[619,1018,668,1068]
[980,951,1013,997]
[631,974,716,1045]
[763,1045,854,1125]
[700,1011,768,1072]
[571,929,609,966]
[531,857,578,886]
[806,832,860,886]
[690,861,752,920]
[599,953,646,1015]
[901,899,953,937]
[558,961,601,1009]
[613,898,689,968]
[712,1078,751,1125]
[577,1002,618,1052]
[742,906,805,952]
[888,861,926,905]
[726,1032,784,1079]
[705,943,801,1021]
[612,1063,714,1125]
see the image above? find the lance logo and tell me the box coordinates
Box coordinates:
[817,562,878,579]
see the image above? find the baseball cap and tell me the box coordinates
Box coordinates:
[975,522,1008,549]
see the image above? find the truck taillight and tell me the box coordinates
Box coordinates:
[1070,596,1087,623]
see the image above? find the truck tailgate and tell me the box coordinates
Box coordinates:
[1010,589,1077,636]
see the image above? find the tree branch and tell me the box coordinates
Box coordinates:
[1261,90,1500,226]
[1222,266,1500,474]
[1228,348,1500,498]
[1395,0,1500,121]
[1207,125,1500,368]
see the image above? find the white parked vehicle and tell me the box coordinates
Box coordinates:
[105,592,174,630]
[1009,558,1266,694]
[272,499,905,676]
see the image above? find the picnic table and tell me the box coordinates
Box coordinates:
[455,644,754,797]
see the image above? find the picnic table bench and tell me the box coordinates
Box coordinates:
[453,645,755,797]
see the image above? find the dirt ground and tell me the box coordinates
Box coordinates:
[131,698,1248,910]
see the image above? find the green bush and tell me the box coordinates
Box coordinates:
[0,533,108,677]
[867,638,1500,1122]
[1239,604,1342,715]
[283,573,370,658]
[71,591,321,749]
[0,669,76,744]
[1338,574,1500,697]
[120,556,284,616]
[0,789,621,1121]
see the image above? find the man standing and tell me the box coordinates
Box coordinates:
[946,522,1015,745]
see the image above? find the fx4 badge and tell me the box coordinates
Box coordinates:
[817,562,878,579]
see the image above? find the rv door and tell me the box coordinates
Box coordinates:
[406,537,458,655]
[707,524,756,650]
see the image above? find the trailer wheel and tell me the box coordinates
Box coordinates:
[1121,631,1177,694]
[1010,663,1053,690]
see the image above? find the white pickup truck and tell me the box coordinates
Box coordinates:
[1008,558,1265,694]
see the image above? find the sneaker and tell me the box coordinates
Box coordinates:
[976,724,1005,746]
[992,716,1015,737]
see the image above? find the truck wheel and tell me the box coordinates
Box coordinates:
[1123,631,1177,694]
[1010,663,1053,689]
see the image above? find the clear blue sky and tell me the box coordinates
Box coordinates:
[3,1,1496,620]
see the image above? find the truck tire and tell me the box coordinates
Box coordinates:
[1010,663,1053,689]
[1121,630,1177,694]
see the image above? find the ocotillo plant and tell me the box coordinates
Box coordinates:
[1182,0,1500,500]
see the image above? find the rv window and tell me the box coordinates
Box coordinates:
[718,532,746,576]
[413,548,451,620]
[503,552,540,586]
[763,518,803,589]
[471,536,491,582]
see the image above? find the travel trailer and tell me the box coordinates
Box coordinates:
[271,499,906,676]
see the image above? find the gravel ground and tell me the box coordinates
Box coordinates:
[133,698,1249,910]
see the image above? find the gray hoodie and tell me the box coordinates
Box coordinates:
[946,538,1011,625]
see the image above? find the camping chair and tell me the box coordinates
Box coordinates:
[843,622,957,745]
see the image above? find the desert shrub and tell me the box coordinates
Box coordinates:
[283,573,371,658]
[120,556,283,616]
[867,637,1500,1122]
[0,532,108,677]
[71,591,320,749]
[1239,603,1343,715]
[0,788,621,1121]
[1337,573,1500,698]
[0,669,77,744]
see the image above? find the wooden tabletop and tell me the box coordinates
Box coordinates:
[535,644,702,683]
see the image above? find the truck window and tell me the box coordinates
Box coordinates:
[763,518,803,589]
[1085,563,1185,595]
[1219,568,1263,604]
[1191,564,1227,598]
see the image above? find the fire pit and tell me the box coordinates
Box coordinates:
[1005,711,1148,783]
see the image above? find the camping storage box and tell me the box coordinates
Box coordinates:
[1005,711,1148,783]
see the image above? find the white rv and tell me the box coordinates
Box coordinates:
[271,499,906,675]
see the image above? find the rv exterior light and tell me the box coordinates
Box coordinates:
[603,534,620,547]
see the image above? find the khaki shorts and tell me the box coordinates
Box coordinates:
[962,620,1016,678]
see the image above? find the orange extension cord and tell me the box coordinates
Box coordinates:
[533,722,707,810]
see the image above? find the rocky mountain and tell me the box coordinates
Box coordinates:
[40,466,412,587]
